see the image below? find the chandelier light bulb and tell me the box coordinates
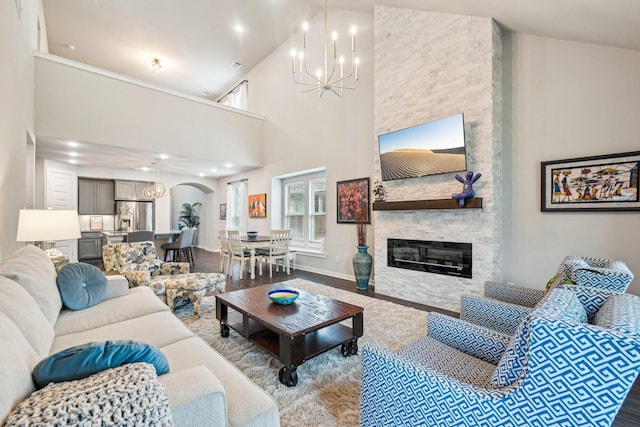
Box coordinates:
[332,31,338,40]
[291,49,297,57]
[302,22,309,31]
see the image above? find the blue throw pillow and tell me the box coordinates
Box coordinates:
[32,340,170,389]
[56,263,107,310]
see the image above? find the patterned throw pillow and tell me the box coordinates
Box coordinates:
[5,363,173,426]
[593,294,640,339]
[491,288,587,387]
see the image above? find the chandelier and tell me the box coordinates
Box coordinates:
[142,163,166,200]
[290,0,359,97]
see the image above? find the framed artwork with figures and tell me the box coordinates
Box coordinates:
[541,151,640,212]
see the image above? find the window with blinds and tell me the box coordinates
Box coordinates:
[283,171,326,249]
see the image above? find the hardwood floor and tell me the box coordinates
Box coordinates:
[94,247,640,425]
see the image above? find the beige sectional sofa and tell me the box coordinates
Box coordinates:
[0,245,279,426]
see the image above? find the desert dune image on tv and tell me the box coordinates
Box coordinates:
[378,113,467,181]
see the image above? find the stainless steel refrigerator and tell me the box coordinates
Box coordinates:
[116,201,154,231]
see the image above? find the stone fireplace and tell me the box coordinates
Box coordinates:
[373,7,503,312]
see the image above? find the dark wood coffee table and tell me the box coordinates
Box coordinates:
[215,283,364,386]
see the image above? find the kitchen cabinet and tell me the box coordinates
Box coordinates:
[78,178,115,215]
[115,180,153,201]
[79,232,103,260]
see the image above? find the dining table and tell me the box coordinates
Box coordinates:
[240,235,271,279]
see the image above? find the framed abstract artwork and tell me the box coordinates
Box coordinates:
[541,151,640,212]
[248,193,267,218]
[337,177,370,223]
[219,203,227,220]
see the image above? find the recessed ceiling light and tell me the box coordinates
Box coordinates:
[141,166,150,172]
[225,163,232,168]
[198,173,205,177]
[68,152,78,157]
[67,141,79,147]
[234,25,244,33]
[150,58,163,73]
[68,159,77,164]
[210,168,217,173]
[158,153,169,160]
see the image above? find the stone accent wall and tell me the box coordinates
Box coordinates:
[374,7,503,312]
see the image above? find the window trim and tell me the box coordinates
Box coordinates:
[282,169,326,252]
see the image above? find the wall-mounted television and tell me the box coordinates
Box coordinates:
[378,113,467,181]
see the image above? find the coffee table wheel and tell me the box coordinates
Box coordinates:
[341,338,358,357]
[220,324,230,337]
[279,366,298,387]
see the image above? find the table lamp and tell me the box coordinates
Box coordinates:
[16,209,81,268]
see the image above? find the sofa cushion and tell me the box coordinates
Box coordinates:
[160,336,280,427]
[0,312,40,425]
[6,363,173,427]
[33,340,169,389]
[593,294,640,339]
[0,245,61,325]
[56,263,107,310]
[0,276,54,357]
[55,286,168,336]
[491,288,587,386]
[52,311,195,353]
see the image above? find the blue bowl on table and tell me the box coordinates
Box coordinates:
[268,289,299,305]
[247,231,258,239]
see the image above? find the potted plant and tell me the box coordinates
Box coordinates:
[353,212,372,290]
[373,180,387,202]
[178,202,202,228]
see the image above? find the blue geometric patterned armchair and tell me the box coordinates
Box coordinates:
[482,255,633,309]
[361,288,640,427]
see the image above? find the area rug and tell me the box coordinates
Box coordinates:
[175,278,429,427]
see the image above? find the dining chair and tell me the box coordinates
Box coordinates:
[255,229,291,278]
[226,230,253,279]
[218,230,231,274]
[186,227,198,266]
[127,230,155,243]
[161,227,194,262]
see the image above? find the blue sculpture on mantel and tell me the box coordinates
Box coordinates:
[452,171,482,206]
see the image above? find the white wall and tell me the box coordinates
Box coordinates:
[217,8,375,279]
[34,53,265,170]
[505,34,640,295]
[0,0,41,258]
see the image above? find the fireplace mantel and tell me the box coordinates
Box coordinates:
[372,198,483,211]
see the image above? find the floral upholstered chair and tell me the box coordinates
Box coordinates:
[102,242,190,297]
[361,287,640,426]
[103,241,226,317]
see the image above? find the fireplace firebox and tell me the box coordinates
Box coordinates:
[387,239,472,278]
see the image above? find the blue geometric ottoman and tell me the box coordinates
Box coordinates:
[164,272,226,318]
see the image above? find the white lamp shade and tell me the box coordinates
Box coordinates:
[16,209,81,242]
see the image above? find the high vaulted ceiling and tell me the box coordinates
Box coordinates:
[39,0,640,177]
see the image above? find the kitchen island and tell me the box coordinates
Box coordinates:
[98,230,182,260]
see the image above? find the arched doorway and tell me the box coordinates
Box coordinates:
[170,183,215,250]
